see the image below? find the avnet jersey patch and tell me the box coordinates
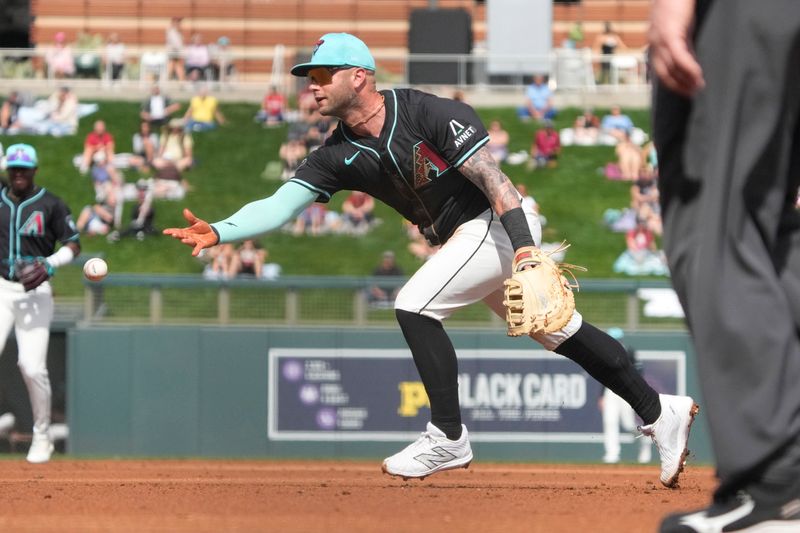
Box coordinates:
[449,119,477,148]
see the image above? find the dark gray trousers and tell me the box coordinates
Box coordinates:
[654,0,800,493]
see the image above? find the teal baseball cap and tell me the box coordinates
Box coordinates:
[5,143,38,168]
[291,33,375,77]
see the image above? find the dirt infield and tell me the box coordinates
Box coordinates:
[0,459,716,532]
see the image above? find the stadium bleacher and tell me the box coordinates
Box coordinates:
[28,0,651,78]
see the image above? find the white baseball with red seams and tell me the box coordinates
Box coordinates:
[83,258,108,281]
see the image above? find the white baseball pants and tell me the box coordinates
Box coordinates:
[394,207,583,351]
[0,278,53,436]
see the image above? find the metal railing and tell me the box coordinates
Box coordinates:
[0,46,649,94]
[80,274,683,331]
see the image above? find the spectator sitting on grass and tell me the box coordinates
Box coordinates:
[279,137,307,180]
[153,119,193,173]
[106,181,157,242]
[255,86,287,126]
[342,191,375,234]
[572,109,601,145]
[183,85,225,132]
[517,73,556,122]
[230,240,267,278]
[601,105,634,143]
[487,120,510,164]
[140,85,181,131]
[76,200,114,236]
[615,129,643,181]
[612,217,668,277]
[80,120,121,183]
[529,120,560,169]
[148,120,192,201]
[42,86,79,136]
[292,203,339,236]
[201,244,235,279]
[130,121,159,172]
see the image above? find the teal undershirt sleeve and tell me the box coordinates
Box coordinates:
[210,181,318,243]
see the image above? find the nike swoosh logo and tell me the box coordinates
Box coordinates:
[344,151,361,165]
[679,497,755,530]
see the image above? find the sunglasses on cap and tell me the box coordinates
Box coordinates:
[6,150,35,166]
[325,66,353,74]
[308,66,355,86]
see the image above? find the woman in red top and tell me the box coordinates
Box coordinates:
[79,119,121,185]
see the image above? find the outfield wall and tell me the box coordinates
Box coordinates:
[67,325,713,464]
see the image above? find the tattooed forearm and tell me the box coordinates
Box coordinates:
[460,146,521,215]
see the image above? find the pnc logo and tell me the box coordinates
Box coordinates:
[397,381,429,416]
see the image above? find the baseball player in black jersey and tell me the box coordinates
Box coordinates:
[1,143,81,463]
[166,33,698,486]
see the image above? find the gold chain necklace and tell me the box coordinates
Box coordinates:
[347,94,385,129]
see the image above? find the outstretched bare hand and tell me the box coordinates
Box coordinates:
[163,208,220,256]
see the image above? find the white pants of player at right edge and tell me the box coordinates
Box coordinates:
[0,278,54,442]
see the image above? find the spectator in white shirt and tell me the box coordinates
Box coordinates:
[140,85,181,130]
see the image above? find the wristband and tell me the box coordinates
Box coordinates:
[45,245,75,269]
[210,224,221,243]
[500,207,535,250]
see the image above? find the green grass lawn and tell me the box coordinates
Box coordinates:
[1,100,653,298]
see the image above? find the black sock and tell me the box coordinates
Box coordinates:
[396,309,462,440]
[555,322,661,425]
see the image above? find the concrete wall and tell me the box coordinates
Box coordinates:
[67,325,713,464]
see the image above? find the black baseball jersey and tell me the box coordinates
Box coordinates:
[290,89,491,245]
[0,186,80,280]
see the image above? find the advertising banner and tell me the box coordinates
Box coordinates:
[268,348,686,442]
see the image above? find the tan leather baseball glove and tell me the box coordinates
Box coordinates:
[502,243,585,336]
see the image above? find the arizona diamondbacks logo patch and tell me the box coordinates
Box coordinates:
[412,140,449,188]
[20,211,45,236]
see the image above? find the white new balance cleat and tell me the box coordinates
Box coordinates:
[639,394,700,487]
[26,433,54,464]
[382,422,473,480]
